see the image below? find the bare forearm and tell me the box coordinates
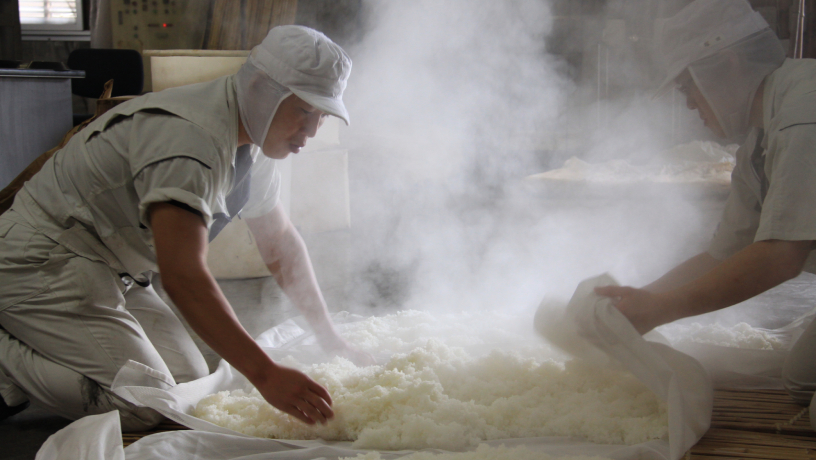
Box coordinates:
[150,203,275,383]
[598,240,811,333]
[265,227,341,347]
[658,240,810,320]
[161,268,277,382]
[245,206,341,347]
[643,251,721,293]
[151,202,335,424]
[246,208,374,366]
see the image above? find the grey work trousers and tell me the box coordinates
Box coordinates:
[0,211,208,431]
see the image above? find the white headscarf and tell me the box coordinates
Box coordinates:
[235,25,352,150]
[656,0,785,139]
[687,30,786,140]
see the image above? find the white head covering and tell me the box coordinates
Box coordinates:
[655,0,786,139]
[236,25,352,150]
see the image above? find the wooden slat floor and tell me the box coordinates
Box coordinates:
[689,390,816,460]
[123,389,816,459]
[122,420,188,448]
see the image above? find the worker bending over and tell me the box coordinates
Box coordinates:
[596,0,816,412]
[0,25,371,429]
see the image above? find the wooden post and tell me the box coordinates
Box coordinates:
[204,0,298,50]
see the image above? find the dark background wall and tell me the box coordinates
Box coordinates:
[0,0,22,60]
[295,0,362,48]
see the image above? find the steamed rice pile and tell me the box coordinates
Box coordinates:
[338,310,547,357]
[526,140,738,184]
[194,310,668,451]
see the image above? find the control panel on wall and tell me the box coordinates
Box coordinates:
[111,0,200,51]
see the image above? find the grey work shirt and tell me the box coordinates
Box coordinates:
[709,59,816,272]
[8,75,280,284]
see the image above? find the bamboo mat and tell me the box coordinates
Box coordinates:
[688,389,816,460]
[122,420,188,448]
[689,429,816,460]
[709,389,814,436]
[122,389,815,458]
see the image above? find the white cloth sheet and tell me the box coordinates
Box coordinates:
[34,411,124,460]
[36,274,713,460]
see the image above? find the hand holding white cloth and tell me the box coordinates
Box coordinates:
[536,273,713,460]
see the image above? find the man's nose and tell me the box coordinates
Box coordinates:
[685,95,697,110]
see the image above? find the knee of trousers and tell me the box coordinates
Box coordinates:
[185,352,211,382]
[166,344,209,384]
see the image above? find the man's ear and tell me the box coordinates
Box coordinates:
[718,48,743,80]
[725,48,762,98]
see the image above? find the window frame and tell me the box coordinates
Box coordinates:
[19,0,85,32]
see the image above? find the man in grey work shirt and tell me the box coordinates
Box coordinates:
[0,26,372,429]
[593,0,816,425]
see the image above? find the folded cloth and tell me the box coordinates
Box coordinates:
[536,273,714,460]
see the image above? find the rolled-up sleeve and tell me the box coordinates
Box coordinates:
[135,157,218,228]
[755,122,816,243]
[128,113,225,229]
